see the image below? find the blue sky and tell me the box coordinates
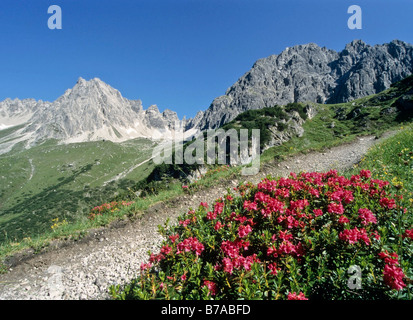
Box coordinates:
[0,0,412,119]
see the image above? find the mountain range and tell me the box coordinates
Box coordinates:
[0,77,197,155]
[197,39,413,129]
[0,39,412,155]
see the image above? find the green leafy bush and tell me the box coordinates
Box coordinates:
[221,106,291,150]
[284,102,308,120]
[110,169,412,300]
[234,106,288,122]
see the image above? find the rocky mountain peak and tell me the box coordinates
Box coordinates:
[76,76,86,85]
[162,109,179,121]
[65,77,120,98]
[197,40,413,130]
[344,39,368,52]
[0,78,191,152]
[146,105,160,113]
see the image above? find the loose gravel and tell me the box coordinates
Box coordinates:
[0,134,393,300]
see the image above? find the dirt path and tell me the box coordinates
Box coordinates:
[103,157,153,186]
[0,133,393,300]
[28,159,34,181]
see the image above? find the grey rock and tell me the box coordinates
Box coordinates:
[380,107,398,115]
[0,78,192,153]
[262,110,306,151]
[185,110,205,131]
[197,40,413,130]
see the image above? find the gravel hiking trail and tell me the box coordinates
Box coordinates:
[0,133,395,300]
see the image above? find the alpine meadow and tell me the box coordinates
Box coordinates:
[0,1,412,303]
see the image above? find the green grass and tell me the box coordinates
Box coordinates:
[111,126,413,301]
[0,75,412,266]
[347,123,413,199]
[0,137,157,242]
[260,101,403,163]
[0,164,245,264]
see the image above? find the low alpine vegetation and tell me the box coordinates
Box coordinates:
[88,200,135,220]
[110,169,412,300]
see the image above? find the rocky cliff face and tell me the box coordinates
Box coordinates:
[0,77,190,153]
[0,98,48,129]
[197,40,413,129]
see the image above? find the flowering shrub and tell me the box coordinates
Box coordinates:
[203,165,230,178]
[111,170,412,300]
[50,217,68,231]
[88,201,134,220]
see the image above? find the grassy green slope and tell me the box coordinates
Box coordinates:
[348,125,413,200]
[0,137,157,242]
